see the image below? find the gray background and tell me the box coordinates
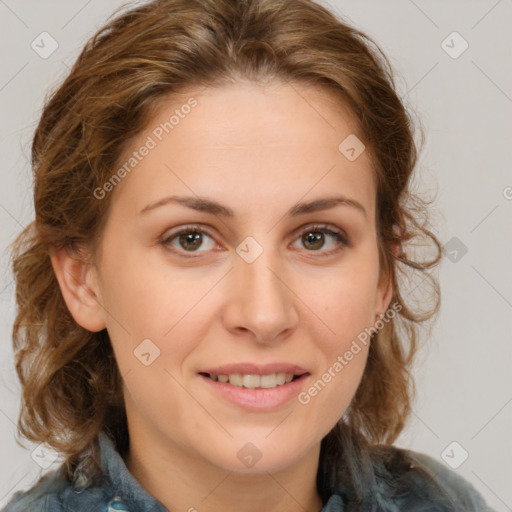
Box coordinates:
[0,0,511,509]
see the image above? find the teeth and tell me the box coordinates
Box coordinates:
[229,374,243,387]
[242,374,260,388]
[208,372,296,389]
[260,374,278,388]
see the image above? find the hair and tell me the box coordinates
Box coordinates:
[10,0,442,504]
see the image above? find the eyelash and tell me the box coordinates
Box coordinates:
[159,223,349,259]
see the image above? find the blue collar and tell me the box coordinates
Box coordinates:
[96,432,168,511]
[79,432,345,511]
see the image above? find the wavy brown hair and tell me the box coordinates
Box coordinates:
[10,0,441,502]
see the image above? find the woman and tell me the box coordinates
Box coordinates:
[2,0,494,510]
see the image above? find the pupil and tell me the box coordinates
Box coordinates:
[180,232,202,250]
[304,232,324,250]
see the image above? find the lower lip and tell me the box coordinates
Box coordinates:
[198,374,310,411]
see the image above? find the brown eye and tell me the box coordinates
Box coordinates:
[292,225,348,255]
[161,226,217,255]
[302,231,326,250]
[178,231,203,251]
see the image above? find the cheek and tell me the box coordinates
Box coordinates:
[310,256,380,347]
[97,243,224,376]
[316,279,374,379]
[298,280,373,433]
[98,237,199,330]
[296,251,379,408]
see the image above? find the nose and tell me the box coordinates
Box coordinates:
[221,249,299,344]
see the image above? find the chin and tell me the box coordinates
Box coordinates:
[200,434,314,475]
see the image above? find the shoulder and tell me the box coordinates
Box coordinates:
[377,445,495,512]
[1,432,162,512]
[1,468,64,512]
[0,464,115,512]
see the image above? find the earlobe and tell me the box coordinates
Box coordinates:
[49,245,106,332]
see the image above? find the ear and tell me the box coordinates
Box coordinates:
[375,264,394,318]
[49,245,106,332]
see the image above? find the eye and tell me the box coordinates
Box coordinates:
[291,224,349,256]
[160,225,218,256]
[160,223,349,259]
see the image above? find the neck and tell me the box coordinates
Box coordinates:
[124,426,324,512]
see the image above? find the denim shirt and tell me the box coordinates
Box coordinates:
[2,432,494,511]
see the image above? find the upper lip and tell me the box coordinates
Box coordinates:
[199,363,310,376]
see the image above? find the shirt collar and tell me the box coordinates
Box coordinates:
[96,431,345,512]
[98,431,168,511]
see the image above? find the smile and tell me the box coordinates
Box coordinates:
[198,371,310,411]
[202,372,300,389]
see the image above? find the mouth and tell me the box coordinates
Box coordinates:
[197,363,311,411]
[198,372,304,389]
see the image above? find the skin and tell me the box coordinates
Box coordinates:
[51,79,393,512]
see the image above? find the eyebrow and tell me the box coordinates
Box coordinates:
[139,195,367,218]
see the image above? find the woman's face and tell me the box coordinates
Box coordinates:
[88,80,392,473]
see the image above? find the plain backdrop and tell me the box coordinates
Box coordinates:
[0,0,511,510]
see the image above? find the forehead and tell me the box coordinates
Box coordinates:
[158,80,363,151]
[108,80,376,220]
